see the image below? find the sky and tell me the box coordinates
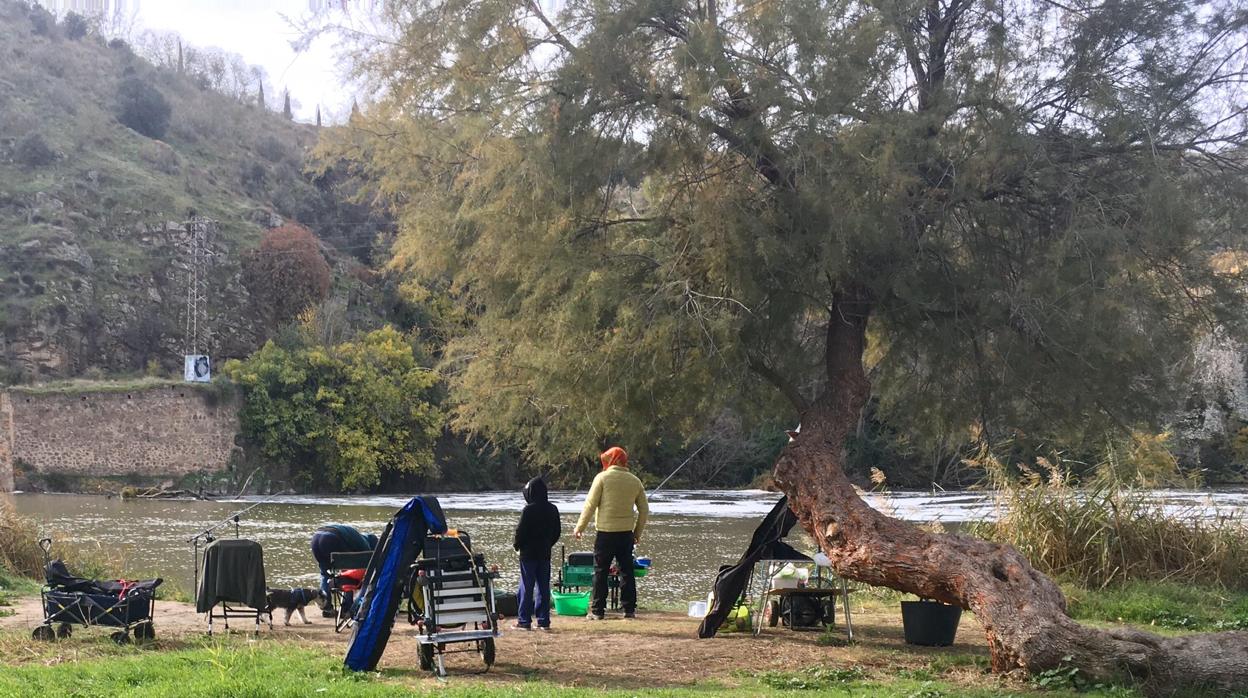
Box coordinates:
[132,1,369,123]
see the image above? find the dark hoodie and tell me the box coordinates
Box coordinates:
[513,476,561,561]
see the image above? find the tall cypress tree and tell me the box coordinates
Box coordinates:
[282,90,293,120]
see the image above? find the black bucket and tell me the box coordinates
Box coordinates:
[900,600,962,646]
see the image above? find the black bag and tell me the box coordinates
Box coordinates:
[779,594,827,628]
[494,591,519,617]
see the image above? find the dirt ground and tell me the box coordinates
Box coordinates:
[0,594,996,689]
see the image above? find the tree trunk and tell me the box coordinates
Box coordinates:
[772,296,1248,694]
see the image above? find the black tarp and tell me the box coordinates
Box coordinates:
[697,496,810,638]
[196,539,268,612]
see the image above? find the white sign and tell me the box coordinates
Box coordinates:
[184,355,211,383]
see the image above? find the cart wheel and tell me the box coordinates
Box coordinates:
[134,622,155,642]
[110,631,130,645]
[479,637,496,668]
[56,623,73,639]
[32,625,55,642]
[418,643,434,671]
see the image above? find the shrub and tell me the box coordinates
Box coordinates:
[0,504,44,578]
[240,161,267,195]
[14,133,55,167]
[967,442,1248,589]
[255,134,289,163]
[27,5,55,37]
[63,12,89,40]
[115,75,172,139]
[225,327,442,491]
[241,222,331,329]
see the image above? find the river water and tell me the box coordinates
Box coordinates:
[8,488,1247,606]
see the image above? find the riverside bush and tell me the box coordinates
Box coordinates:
[968,442,1248,590]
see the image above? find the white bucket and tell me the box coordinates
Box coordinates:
[687,600,708,617]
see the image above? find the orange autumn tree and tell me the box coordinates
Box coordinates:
[242,222,332,331]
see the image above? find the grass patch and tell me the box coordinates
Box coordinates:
[1065,581,1248,631]
[7,378,211,396]
[0,639,406,697]
[0,632,1160,698]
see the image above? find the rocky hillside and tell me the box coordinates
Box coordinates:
[0,1,385,381]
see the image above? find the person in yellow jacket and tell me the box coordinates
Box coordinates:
[574,446,649,619]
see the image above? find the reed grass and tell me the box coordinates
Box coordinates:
[0,501,129,583]
[0,502,44,578]
[966,442,1248,590]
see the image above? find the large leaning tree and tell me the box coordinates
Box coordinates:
[330,0,1248,689]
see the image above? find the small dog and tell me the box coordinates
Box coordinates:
[265,588,325,626]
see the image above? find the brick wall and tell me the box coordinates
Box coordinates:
[0,385,239,491]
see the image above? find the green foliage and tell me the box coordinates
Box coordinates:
[14,132,54,167]
[1031,658,1084,691]
[332,0,1248,465]
[115,74,171,139]
[758,666,867,690]
[225,326,441,491]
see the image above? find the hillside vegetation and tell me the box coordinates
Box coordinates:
[0,1,383,382]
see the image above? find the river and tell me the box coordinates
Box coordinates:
[8,488,1247,606]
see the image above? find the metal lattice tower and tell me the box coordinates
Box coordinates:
[183,217,213,356]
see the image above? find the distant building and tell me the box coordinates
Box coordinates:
[34,0,138,18]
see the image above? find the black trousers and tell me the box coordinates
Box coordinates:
[592,531,636,615]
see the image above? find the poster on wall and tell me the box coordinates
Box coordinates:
[184,355,211,383]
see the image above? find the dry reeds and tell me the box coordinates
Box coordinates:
[0,501,127,582]
[968,442,1248,590]
[0,500,44,578]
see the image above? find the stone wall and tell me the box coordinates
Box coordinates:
[0,385,239,491]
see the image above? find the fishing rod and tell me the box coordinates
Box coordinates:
[185,499,270,544]
[650,438,714,495]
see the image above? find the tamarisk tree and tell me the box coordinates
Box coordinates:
[334,0,1248,689]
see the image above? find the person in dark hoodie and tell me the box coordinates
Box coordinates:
[310,524,379,617]
[512,476,561,630]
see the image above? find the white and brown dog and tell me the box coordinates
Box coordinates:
[265,588,326,626]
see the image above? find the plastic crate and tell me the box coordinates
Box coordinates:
[562,565,594,587]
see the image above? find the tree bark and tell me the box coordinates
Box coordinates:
[772,295,1248,694]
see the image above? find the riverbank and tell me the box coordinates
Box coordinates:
[0,595,1106,697]
[2,587,1246,696]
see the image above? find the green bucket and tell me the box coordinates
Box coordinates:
[551,590,591,616]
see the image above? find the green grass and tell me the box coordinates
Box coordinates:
[1065,581,1248,631]
[0,636,1154,698]
[7,377,212,395]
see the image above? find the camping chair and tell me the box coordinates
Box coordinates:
[196,538,272,635]
[328,550,373,633]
